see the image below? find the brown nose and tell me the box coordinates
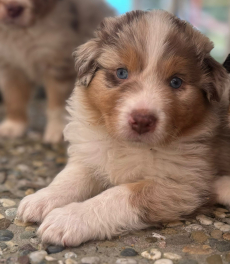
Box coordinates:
[129,112,157,134]
[7,3,24,18]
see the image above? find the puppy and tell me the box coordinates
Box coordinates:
[0,0,114,143]
[17,10,230,246]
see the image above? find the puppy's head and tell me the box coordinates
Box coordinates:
[74,10,229,146]
[0,0,57,27]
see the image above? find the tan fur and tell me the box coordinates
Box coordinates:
[18,10,230,247]
[0,0,115,142]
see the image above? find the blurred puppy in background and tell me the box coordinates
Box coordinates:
[18,10,230,246]
[0,0,114,143]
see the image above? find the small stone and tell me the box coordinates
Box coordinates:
[145,237,157,243]
[20,230,36,239]
[65,259,78,264]
[6,241,18,253]
[223,233,230,240]
[161,228,177,235]
[45,256,58,264]
[30,237,40,245]
[214,222,224,229]
[166,235,192,245]
[211,229,222,239]
[58,261,64,264]
[0,242,7,250]
[141,248,161,260]
[206,254,223,264]
[81,257,100,264]
[64,252,77,259]
[46,245,65,254]
[196,215,213,225]
[166,221,183,227]
[115,259,137,264]
[214,211,226,218]
[184,224,203,232]
[191,231,208,243]
[18,255,30,264]
[0,199,15,207]
[182,245,213,255]
[220,224,230,232]
[216,208,228,213]
[178,260,198,264]
[29,250,47,264]
[5,208,17,218]
[25,226,37,232]
[0,219,11,230]
[14,219,33,227]
[216,241,230,252]
[25,189,35,196]
[154,260,173,264]
[163,252,182,260]
[120,248,138,257]
[19,244,36,256]
[0,230,14,241]
[0,215,4,220]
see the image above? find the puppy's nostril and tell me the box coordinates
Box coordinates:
[129,113,157,135]
[7,4,24,18]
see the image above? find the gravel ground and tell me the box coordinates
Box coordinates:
[0,100,230,264]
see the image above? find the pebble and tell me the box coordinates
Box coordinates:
[211,229,222,239]
[215,241,230,252]
[0,214,4,220]
[46,245,65,254]
[145,237,157,243]
[65,259,78,264]
[19,244,36,256]
[206,254,223,264]
[6,241,18,253]
[0,242,7,250]
[214,221,230,232]
[45,256,58,264]
[0,218,11,230]
[163,252,182,260]
[115,259,137,264]
[184,224,203,232]
[5,208,17,218]
[166,235,192,245]
[120,248,138,257]
[182,245,213,255]
[141,248,161,260]
[223,233,230,240]
[214,211,226,218]
[196,215,213,225]
[81,256,100,264]
[29,250,48,264]
[166,221,183,227]
[18,255,30,264]
[0,199,16,207]
[20,230,36,239]
[64,252,77,260]
[0,230,14,241]
[154,260,173,264]
[25,189,35,196]
[14,219,33,227]
[30,237,40,245]
[25,226,37,232]
[191,231,208,243]
[152,233,166,240]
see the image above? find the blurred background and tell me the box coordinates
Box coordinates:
[106,0,230,63]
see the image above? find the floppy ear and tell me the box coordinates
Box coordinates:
[73,39,100,87]
[223,54,230,73]
[202,56,229,102]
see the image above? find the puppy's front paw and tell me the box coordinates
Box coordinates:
[38,203,98,246]
[17,187,65,223]
[43,120,64,143]
[0,119,27,138]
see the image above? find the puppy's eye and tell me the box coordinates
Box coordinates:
[116,68,128,79]
[170,77,183,89]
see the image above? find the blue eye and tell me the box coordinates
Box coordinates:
[116,68,128,79]
[170,77,183,89]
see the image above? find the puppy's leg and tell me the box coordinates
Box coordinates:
[214,176,230,207]
[17,163,104,223]
[0,69,31,138]
[43,77,74,143]
[38,180,201,246]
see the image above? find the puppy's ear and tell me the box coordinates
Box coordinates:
[223,54,230,73]
[73,40,100,87]
[202,56,229,102]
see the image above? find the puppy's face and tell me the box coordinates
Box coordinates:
[0,0,57,27]
[75,10,229,146]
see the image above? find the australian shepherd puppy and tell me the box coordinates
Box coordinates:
[0,0,114,143]
[17,10,230,246]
